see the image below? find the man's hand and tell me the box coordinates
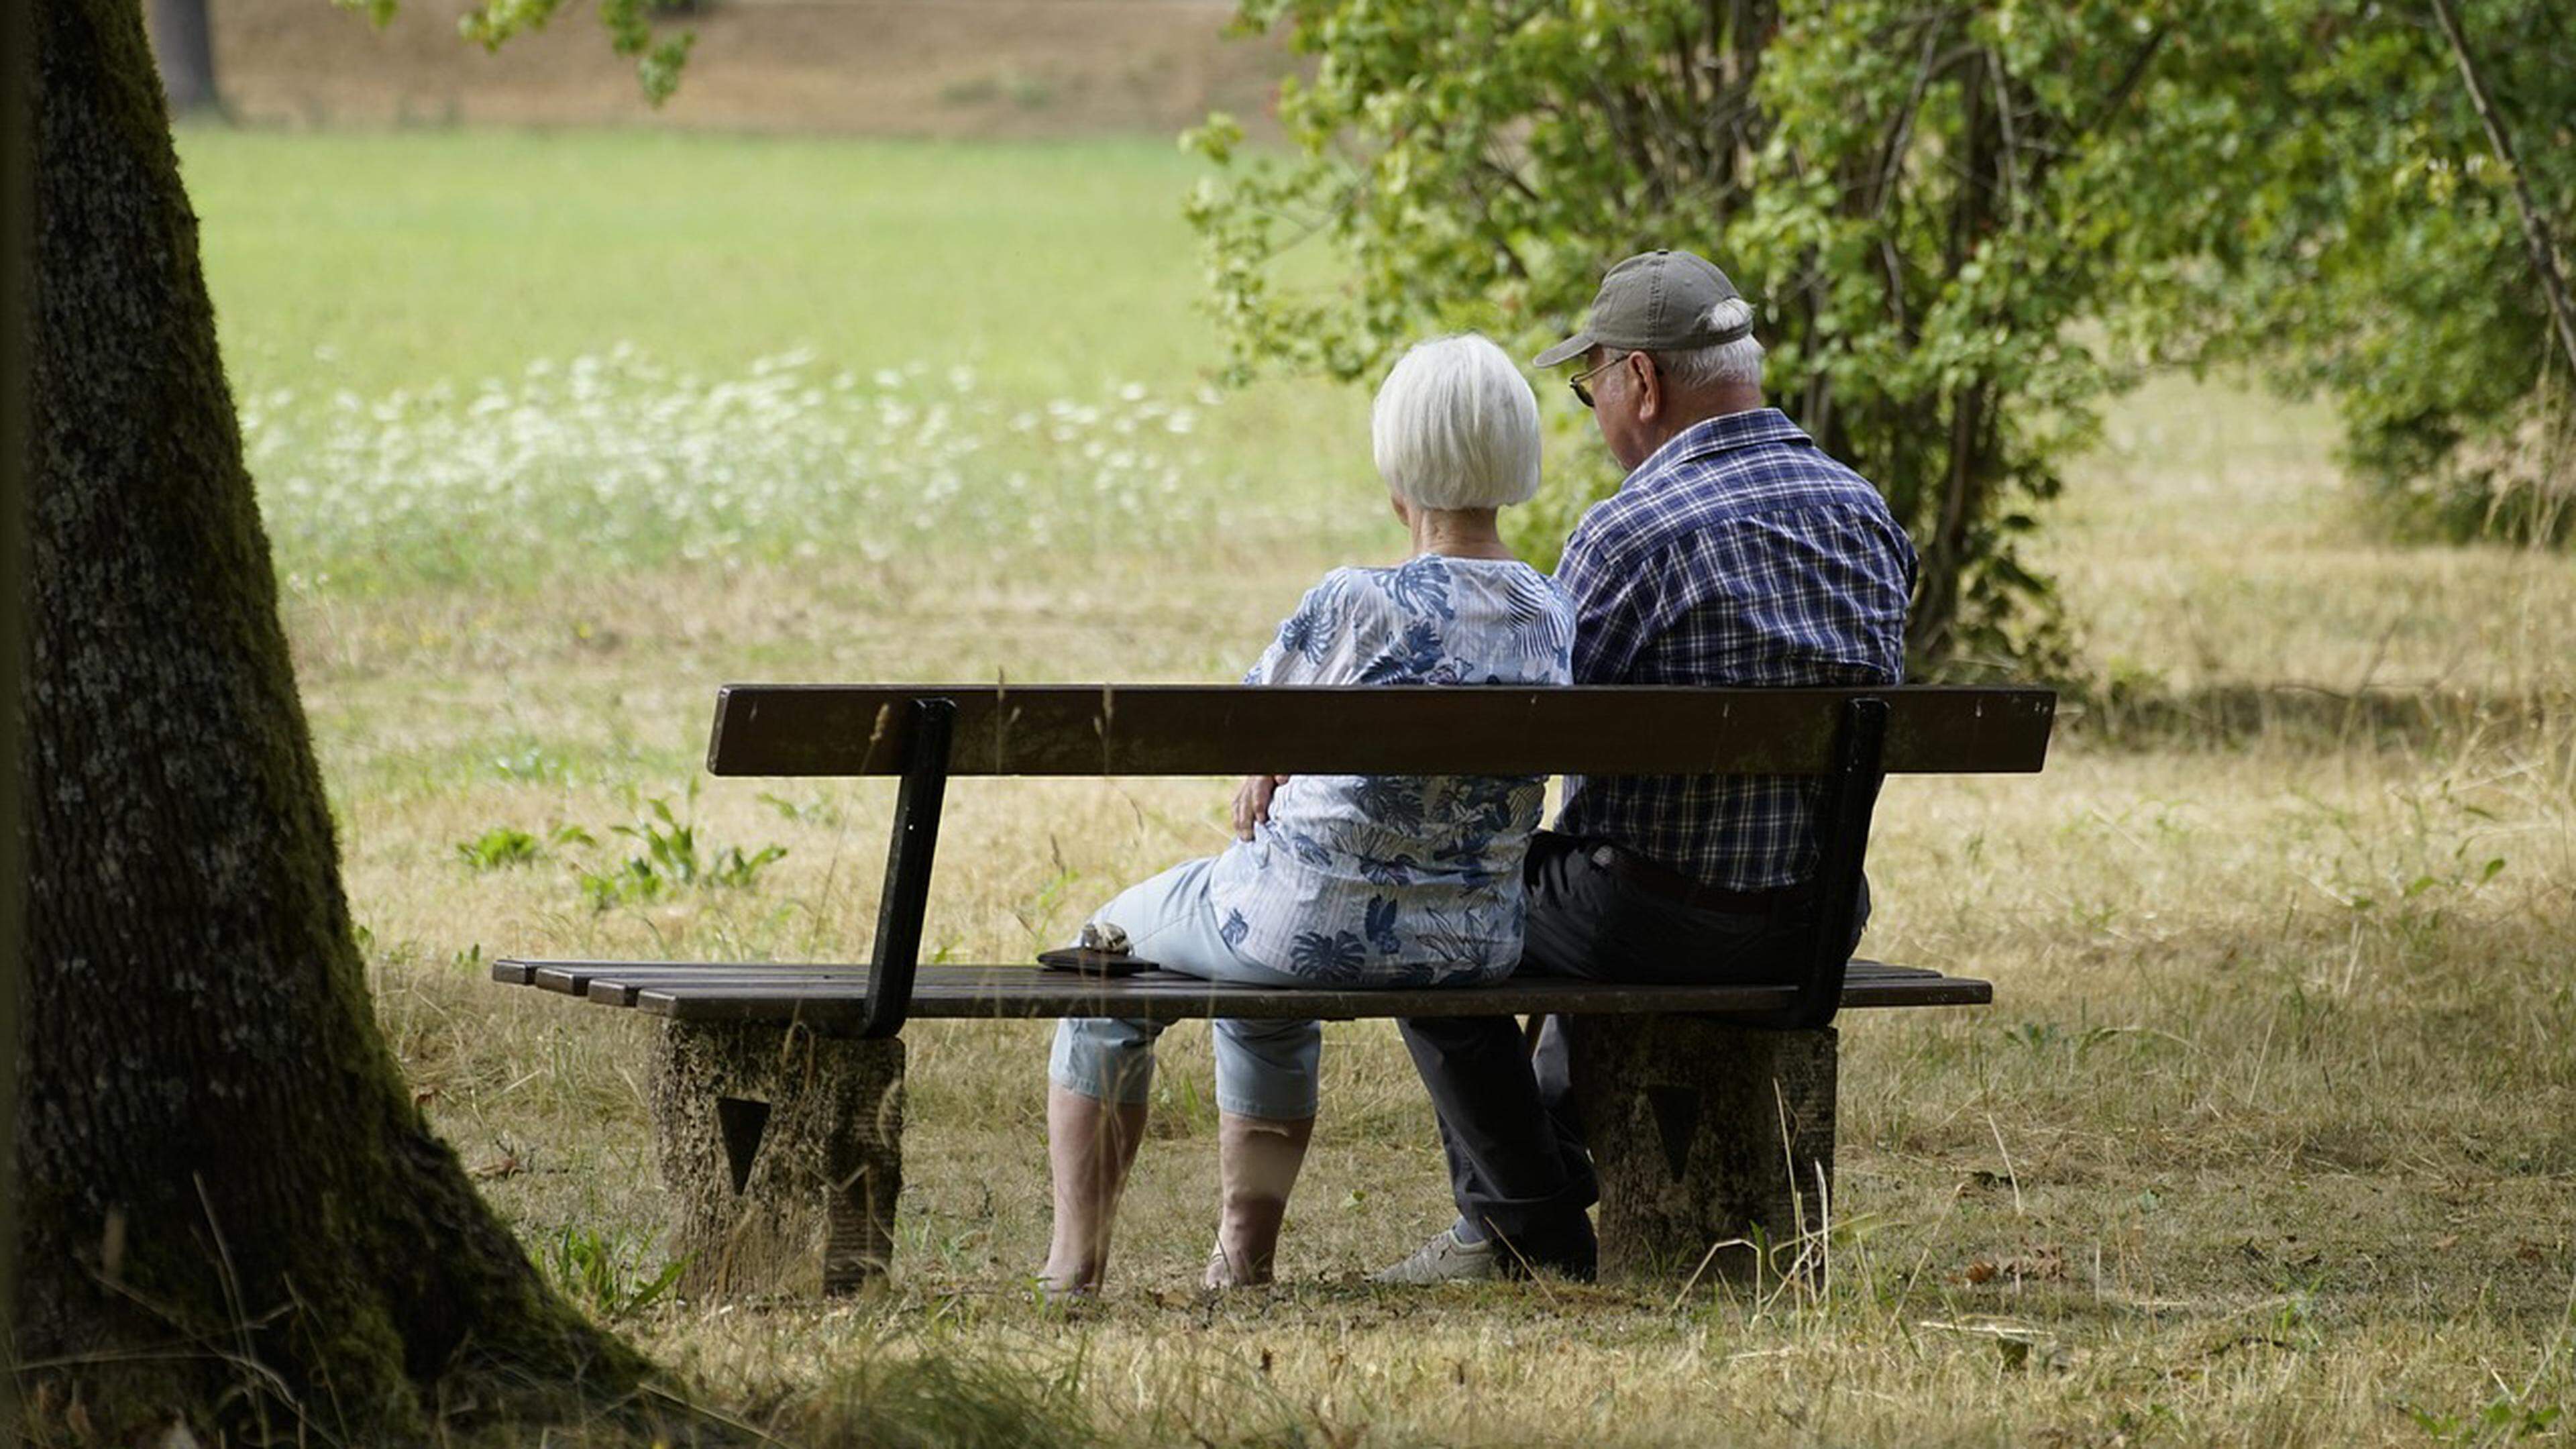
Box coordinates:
[1231,774,1292,841]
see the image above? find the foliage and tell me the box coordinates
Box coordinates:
[457,823,594,871]
[578,790,787,909]
[2150,0,2576,546]
[543,1224,687,1321]
[335,0,694,105]
[455,825,542,870]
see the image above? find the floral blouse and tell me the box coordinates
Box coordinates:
[1203,554,1576,985]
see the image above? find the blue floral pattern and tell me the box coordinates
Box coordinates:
[1205,555,1577,985]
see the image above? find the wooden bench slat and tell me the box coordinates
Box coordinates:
[708,684,2055,778]
[493,957,1988,1025]
[502,958,1955,996]
[526,961,871,1000]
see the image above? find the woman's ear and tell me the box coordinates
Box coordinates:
[1388,492,1411,528]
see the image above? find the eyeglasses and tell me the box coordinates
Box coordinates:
[1567,353,1644,409]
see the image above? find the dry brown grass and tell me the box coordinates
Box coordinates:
[311,378,2576,1446]
[209,0,1288,139]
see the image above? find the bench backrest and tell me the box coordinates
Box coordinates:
[702,683,2057,1040]
[708,684,2056,777]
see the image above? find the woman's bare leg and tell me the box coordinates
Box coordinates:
[1041,1083,1150,1293]
[1207,1111,1316,1288]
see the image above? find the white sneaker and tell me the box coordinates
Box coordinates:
[1369,1227,1499,1285]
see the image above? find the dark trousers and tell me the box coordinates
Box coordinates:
[1397,831,1856,1275]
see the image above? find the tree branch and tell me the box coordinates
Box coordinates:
[2428,0,2576,383]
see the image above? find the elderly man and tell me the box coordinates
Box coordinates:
[1375,250,1918,1283]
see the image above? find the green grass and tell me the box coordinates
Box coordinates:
[181,127,1375,593]
[183,128,1244,394]
[167,125,2576,1448]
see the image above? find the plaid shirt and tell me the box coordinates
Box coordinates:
[1552,408,1916,890]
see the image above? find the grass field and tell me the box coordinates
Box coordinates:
[178,125,2576,1447]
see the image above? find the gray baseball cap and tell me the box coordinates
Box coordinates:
[1533,250,1751,368]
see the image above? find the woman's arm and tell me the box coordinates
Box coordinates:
[1230,572,1367,837]
[1231,773,1292,841]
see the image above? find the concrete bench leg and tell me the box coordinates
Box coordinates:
[1566,1018,1836,1285]
[649,1021,905,1297]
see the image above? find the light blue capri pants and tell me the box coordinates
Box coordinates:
[1048,857,1321,1122]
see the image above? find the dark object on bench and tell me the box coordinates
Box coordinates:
[1035,947,1158,977]
[494,684,2054,1293]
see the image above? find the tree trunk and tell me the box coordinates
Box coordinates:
[3,0,36,1430]
[14,0,647,1436]
[144,0,219,119]
[1909,48,2008,666]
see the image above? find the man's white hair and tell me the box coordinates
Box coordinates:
[1650,297,1764,390]
[1371,333,1543,510]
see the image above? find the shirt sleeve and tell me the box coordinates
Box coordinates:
[1244,572,1358,686]
[1554,527,1667,685]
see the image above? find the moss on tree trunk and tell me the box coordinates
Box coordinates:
[14,0,648,1435]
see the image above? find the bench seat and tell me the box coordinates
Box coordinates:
[494,957,1992,1024]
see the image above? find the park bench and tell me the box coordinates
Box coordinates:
[493,682,2055,1293]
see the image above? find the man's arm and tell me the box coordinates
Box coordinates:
[1554,528,1668,686]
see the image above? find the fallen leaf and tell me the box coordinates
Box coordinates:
[1967,1246,2065,1285]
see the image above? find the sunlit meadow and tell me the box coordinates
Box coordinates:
[181,125,2576,1448]
[244,349,1224,590]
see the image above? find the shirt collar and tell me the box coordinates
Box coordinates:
[1625,407,1809,484]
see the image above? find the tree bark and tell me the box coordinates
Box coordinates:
[15,0,647,1436]
[1911,48,2008,665]
[144,0,220,119]
[3,0,36,1435]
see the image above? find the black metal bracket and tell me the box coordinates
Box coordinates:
[1767,696,1890,1032]
[855,697,956,1039]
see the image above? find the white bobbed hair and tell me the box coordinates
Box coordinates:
[1371,333,1543,510]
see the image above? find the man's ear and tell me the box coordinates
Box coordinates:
[1629,351,1662,423]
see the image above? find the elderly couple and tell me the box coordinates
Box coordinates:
[1040,248,1917,1294]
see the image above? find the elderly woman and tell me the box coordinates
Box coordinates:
[1042,334,1576,1295]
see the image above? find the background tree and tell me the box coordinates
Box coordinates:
[1188,0,2575,672]
[354,0,700,106]
[2165,0,2575,546]
[1189,0,2222,672]
[13,0,652,1435]
[144,0,221,117]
